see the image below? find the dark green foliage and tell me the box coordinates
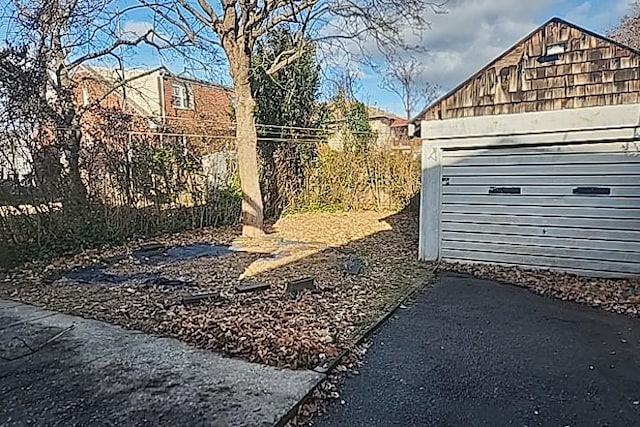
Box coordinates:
[250,29,327,218]
[251,28,325,131]
[332,92,376,153]
[0,47,50,123]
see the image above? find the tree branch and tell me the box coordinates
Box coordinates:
[78,66,165,115]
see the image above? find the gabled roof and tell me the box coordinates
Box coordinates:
[412,17,640,123]
[161,69,233,92]
[367,105,402,120]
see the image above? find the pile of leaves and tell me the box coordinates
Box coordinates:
[441,262,640,318]
[0,211,432,369]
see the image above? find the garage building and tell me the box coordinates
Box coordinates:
[415,18,640,277]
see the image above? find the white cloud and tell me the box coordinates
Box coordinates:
[123,21,154,40]
[413,0,552,90]
[394,0,630,93]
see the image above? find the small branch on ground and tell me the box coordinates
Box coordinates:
[1,325,75,362]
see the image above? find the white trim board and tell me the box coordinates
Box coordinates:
[422,104,640,141]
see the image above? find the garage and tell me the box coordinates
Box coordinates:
[415,18,640,277]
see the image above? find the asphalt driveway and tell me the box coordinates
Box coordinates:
[318,272,640,427]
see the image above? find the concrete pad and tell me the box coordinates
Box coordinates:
[0,300,324,426]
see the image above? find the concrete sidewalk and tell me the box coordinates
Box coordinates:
[318,272,640,427]
[0,299,323,426]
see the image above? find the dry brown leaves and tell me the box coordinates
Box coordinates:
[0,211,431,369]
[286,342,372,427]
[441,262,640,318]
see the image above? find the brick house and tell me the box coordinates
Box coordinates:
[74,66,234,133]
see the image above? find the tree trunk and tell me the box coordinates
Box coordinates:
[66,127,88,208]
[229,52,265,237]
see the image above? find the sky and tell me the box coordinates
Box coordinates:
[360,0,634,117]
[120,0,634,117]
[1,0,634,118]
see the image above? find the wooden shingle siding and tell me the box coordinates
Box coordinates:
[422,19,640,121]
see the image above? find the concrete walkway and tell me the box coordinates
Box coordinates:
[0,300,323,426]
[318,272,640,427]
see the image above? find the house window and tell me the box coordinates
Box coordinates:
[172,83,192,109]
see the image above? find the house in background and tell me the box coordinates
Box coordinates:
[367,107,411,148]
[0,133,31,183]
[327,103,412,150]
[75,66,234,133]
[416,17,640,278]
[73,66,237,200]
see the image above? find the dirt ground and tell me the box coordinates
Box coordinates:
[0,211,432,369]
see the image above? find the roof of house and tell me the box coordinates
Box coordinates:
[161,69,233,92]
[390,118,409,128]
[75,65,233,93]
[367,105,403,120]
[411,17,640,124]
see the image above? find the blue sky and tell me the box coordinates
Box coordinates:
[2,0,634,118]
[121,0,634,117]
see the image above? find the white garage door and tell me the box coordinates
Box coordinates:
[440,142,640,276]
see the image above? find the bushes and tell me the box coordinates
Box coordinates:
[0,199,242,269]
[0,121,242,270]
[0,124,419,270]
[290,144,420,213]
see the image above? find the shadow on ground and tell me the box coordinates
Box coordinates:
[0,209,430,370]
[0,300,322,427]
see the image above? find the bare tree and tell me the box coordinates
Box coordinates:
[380,57,438,120]
[0,0,171,208]
[608,1,640,50]
[145,0,444,236]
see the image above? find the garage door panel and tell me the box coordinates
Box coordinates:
[440,250,640,275]
[442,231,640,253]
[443,152,640,167]
[444,163,640,176]
[443,186,640,197]
[442,222,640,242]
[442,214,640,231]
[443,142,638,157]
[442,204,640,220]
[444,175,640,187]
[444,241,640,263]
[439,143,640,277]
[442,195,640,209]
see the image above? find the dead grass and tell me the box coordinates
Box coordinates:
[0,210,433,369]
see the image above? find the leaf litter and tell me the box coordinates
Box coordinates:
[0,211,431,369]
[440,262,640,318]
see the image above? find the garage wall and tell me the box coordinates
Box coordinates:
[420,104,640,278]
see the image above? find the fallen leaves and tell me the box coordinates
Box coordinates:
[286,341,372,427]
[0,211,431,369]
[440,262,640,318]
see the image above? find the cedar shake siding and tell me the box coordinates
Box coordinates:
[417,18,640,121]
